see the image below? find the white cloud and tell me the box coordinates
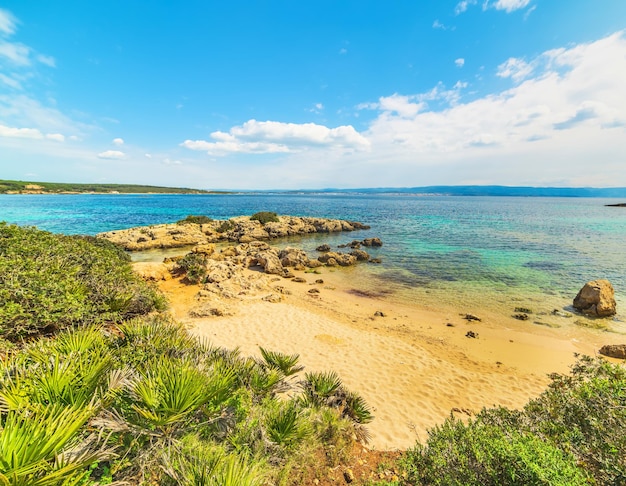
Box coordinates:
[45,133,65,142]
[342,31,626,187]
[97,150,125,160]
[112,137,124,145]
[145,153,152,158]
[491,0,531,12]
[455,0,476,14]
[36,54,56,67]
[0,41,30,65]
[432,20,447,30]
[497,57,534,81]
[163,158,182,165]
[0,124,43,139]
[0,73,21,89]
[0,123,66,143]
[182,120,370,155]
[0,8,17,36]
[455,58,465,68]
[457,0,531,14]
[339,48,348,55]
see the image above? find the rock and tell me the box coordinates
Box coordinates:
[188,305,230,318]
[512,313,529,321]
[262,293,283,303]
[573,279,616,317]
[349,240,362,249]
[599,344,626,359]
[315,279,324,284]
[278,247,310,267]
[369,258,382,264]
[374,311,386,317]
[292,277,307,283]
[307,259,324,268]
[316,244,331,252]
[343,468,355,483]
[362,237,383,247]
[254,250,285,275]
[466,330,479,338]
[132,262,172,281]
[308,288,320,294]
[318,252,357,267]
[350,249,370,261]
[462,314,482,322]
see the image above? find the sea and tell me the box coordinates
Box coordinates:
[2,193,625,329]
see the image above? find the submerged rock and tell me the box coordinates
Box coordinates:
[573,279,616,317]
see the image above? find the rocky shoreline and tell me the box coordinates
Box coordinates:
[97,215,371,251]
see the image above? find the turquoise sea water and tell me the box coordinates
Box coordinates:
[2,194,625,323]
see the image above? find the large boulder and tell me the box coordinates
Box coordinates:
[573,279,616,317]
[599,344,626,359]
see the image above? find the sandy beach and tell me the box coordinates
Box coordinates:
[147,261,624,451]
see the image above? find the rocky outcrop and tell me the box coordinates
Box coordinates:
[573,279,617,317]
[97,215,371,251]
[599,344,626,359]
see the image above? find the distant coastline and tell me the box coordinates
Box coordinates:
[3,179,626,198]
[0,179,229,195]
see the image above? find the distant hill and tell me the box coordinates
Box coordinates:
[0,180,226,195]
[313,185,626,198]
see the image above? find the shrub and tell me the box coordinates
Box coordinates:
[402,417,588,485]
[216,220,235,233]
[0,223,166,340]
[177,252,208,284]
[176,215,213,225]
[250,212,279,224]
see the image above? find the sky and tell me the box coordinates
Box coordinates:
[1,1,625,190]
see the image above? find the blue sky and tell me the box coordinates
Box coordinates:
[1,1,625,189]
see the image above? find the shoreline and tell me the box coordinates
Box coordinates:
[146,258,624,451]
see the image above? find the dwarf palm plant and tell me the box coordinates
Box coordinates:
[126,358,236,433]
[259,347,304,377]
[0,403,107,486]
[265,400,310,448]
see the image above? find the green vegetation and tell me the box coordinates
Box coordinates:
[216,220,235,233]
[176,214,214,224]
[250,211,279,224]
[0,179,225,194]
[0,224,371,484]
[0,223,166,340]
[399,355,626,485]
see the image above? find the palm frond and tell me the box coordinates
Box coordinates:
[259,347,304,376]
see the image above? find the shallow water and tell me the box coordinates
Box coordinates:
[2,193,625,328]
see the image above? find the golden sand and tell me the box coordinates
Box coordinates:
[154,265,623,451]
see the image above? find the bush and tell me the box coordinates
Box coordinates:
[177,252,208,284]
[403,417,588,485]
[399,355,626,485]
[0,223,166,340]
[250,212,279,224]
[176,215,213,225]
[216,220,235,233]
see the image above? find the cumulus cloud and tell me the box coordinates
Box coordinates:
[0,123,65,142]
[97,150,125,160]
[348,31,626,186]
[112,137,124,145]
[181,120,370,155]
[0,124,43,139]
[455,58,465,68]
